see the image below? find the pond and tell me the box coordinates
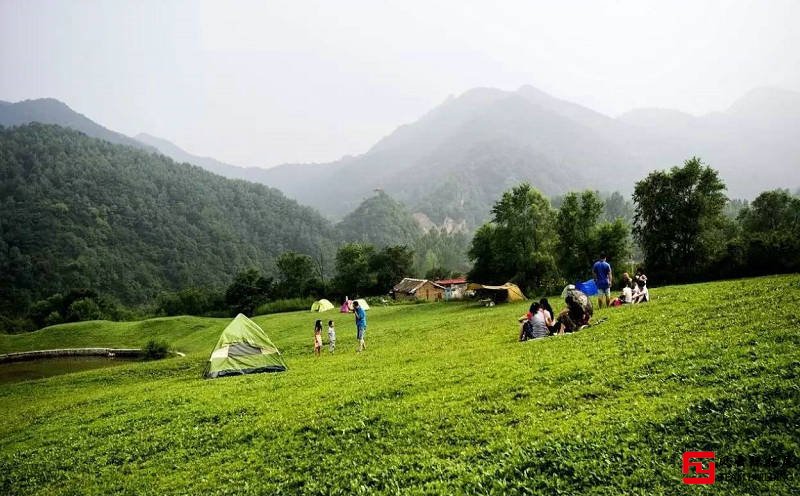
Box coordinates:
[0,356,138,385]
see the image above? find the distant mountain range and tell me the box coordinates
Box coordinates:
[2,87,799,227]
[0,98,154,152]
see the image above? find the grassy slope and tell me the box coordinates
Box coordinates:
[0,275,798,495]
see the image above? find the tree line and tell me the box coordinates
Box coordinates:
[468,157,799,296]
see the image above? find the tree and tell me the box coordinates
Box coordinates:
[593,219,632,279]
[603,191,634,222]
[370,245,415,294]
[225,269,273,316]
[468,183,558,294]
[556,191,604,280]
[632,157,727,282]
[333,243,375,297]
[275,251,315,297]
[557,191,631,282]
[737,189,800,274]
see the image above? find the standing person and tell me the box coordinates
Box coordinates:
[327,320,336,353]
[353,300,367,352]
[592,254,613,308]
[313,320,323,357]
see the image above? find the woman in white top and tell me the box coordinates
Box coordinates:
[632,281,649,303]
[621,285,633,304]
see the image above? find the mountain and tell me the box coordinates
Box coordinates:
[0,123,337,315]
[259,86,642,225]
[337,191,423,248]
[257,85,800,225]
[0,98,154,151]
[618,86,800,197]
[134,132,281,186]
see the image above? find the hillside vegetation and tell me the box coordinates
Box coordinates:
[0,124,336,311]
[1,275,797,494]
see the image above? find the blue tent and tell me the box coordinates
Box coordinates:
[575,279,598,296]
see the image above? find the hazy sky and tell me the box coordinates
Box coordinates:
[2,0,799,167]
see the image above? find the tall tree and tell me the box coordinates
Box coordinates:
[224,269,273,316]
[333,243,376,297]
[275,251,315,297]
[557,191,631,281]
[737,189,800,274]
[632,157,727,282]
[556,191,604,280]
[468,183,558,293]
[370,245,415,294]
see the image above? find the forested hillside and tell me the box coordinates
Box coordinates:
[337,191,422,247]
[0,124,336,317]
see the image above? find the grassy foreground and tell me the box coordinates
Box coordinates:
[1,276,798,495]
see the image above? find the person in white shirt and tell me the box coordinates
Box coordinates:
[327,320,336,353]
[621,285,633,304]
[632,280,649,303]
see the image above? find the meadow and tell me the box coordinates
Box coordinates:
[1,275,798,495]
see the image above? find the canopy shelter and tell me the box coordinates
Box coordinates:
[310,299,334,312]
[466,282,527,303]
[203,314,286,379]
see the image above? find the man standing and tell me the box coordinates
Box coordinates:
[353,300,367,352]
[592,255,613,308]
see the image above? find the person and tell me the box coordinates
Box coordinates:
[632,278,649,303]
[531,302,551,339]
[539,298,556,334]
[633,269,647,289]
[327,319,336,353]
[620,272,633,289]
[353,300,367,352]
[554,287,593,334]
[592,255,613,308]
[313,320,323,357]
[518,312,534,341]
[620,284,633,304]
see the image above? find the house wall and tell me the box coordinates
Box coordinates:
[418,282,444,302]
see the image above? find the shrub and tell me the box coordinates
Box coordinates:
[255,297,315,315]
[142,339,170,360]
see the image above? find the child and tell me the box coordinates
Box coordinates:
[327,319,336,353]
[313,319,323,357]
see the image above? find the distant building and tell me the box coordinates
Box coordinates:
[391,278,446,302]
[435,278,468,300]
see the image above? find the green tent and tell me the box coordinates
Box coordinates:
[203,314,287,379]
[310,299,334,312]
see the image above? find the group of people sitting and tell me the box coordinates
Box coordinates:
[519,287,594,341]
[519,268,650,342]
[611,269,649,306]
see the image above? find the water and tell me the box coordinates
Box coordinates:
[0,356,138,385]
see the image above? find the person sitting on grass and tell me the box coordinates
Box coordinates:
[313,320,323,357]
[519,303,549,341]
[518,311,534,341]
[539,298,557,335]
[618,284,633,305]
[632,277,649,304]
[553,286,593,334]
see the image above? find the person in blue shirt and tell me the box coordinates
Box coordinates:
[353,300,367,352]
[592,255,613,308]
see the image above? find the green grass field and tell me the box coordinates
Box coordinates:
[1,276,798,495]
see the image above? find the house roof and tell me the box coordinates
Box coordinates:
[434,278,467,286]
[393,277,445,294]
